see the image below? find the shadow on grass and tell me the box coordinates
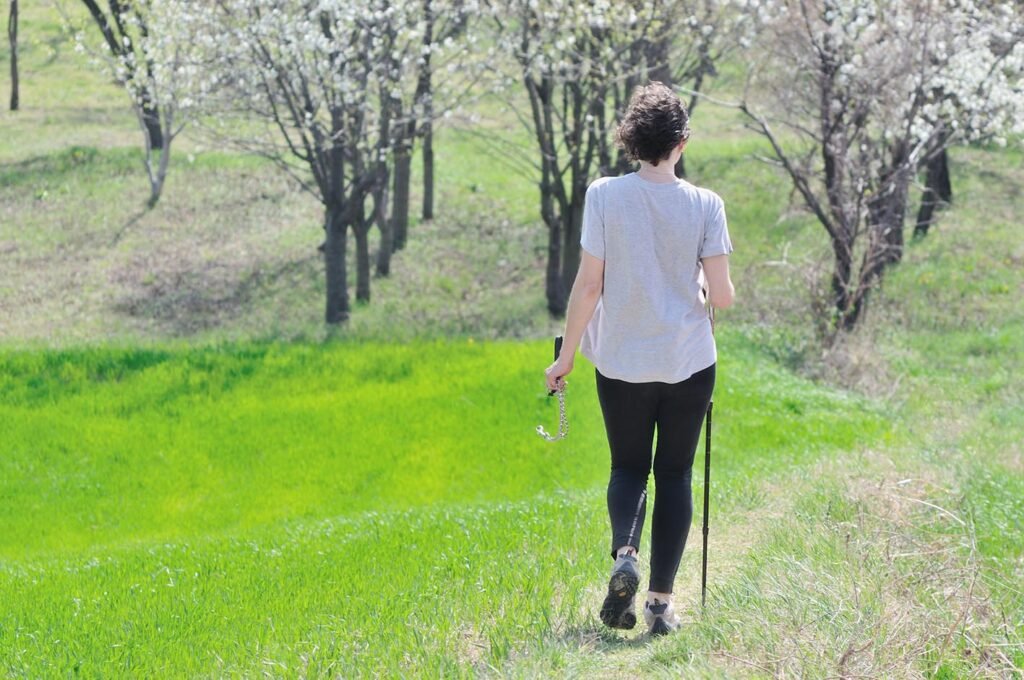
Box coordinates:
[0,145,141,189]
[554,621,652,652]
[109,208,149,246]
[109,253,320,336]
[0,145,269,191]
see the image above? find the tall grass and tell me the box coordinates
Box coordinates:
[0,335,888,675]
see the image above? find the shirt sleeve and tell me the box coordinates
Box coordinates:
[700,194,733,258]
[579,180,605,260]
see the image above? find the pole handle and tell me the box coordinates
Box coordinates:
[548,336,564,396]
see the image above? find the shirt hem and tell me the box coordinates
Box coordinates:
[587,355,717,385]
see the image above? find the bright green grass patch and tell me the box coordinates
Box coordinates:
[0,332,887,561]
[0,336,888,675]
[0,488,608,677]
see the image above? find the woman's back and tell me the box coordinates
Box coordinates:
[579,173,732,384]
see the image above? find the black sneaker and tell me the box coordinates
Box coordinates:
[643,597,680,636]
[599,554,640,629]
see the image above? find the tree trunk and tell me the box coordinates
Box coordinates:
[843,252,882,332]
[541,169,566,316]
[544,218,566,316]
[420,0,435,222]
[8,0,18,112]
[376,169,394,277]
[324,204,350,324]
[354,220,371,303]
[646,36,672,87]
[914,148,951,238]
[868,171,910,269]
[391,140,412,252]
[422,116,435,221]
[831,235,853,326]
[560,188,585,297]
[140,100,164,151]
[144,111,172,208]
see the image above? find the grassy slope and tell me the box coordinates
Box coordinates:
[0,336,886,676]
[2,3,1022,678]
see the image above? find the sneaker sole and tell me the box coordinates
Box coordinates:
[648,616,677,636]
[599,570,639,630]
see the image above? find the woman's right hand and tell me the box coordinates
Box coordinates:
[545,355,574,393]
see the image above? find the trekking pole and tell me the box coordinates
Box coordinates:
[701,295,715,610]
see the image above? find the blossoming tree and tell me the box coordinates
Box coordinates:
[740,0,1024,333]
[198,0,477,324]
[66,0,213,207]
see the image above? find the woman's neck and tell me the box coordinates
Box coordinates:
[636,161,677,183]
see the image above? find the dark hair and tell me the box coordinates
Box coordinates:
[614,82,691,166]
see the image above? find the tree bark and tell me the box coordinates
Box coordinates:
[646,35,672,87]
[376,168,394,277]
[354,209,371,303]
[324,204,350,324]
[544,220,566,316]
[144,108,173,208]
[391,139,412,252]
[868,153,911,269]
[140,101,165,151]
[831,235,852,325]
[914,148,951,238]
[421,115,435,221]
[8,0,18,112]
[559,187,585,298]
[541,173,566,316]
[420,0,435,222]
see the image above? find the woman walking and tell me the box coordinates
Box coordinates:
[544,82,734,636]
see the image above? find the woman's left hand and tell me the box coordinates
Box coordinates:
[545,356,574,393]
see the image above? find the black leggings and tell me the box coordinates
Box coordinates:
[595,363,715,594]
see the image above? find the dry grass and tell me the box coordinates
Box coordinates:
[702,449,1022,679]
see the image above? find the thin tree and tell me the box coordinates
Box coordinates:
[64,1,210,207]
[7,0,17,111]
[77,0,164,149]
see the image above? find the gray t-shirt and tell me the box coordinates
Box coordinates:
[579,172,733,383]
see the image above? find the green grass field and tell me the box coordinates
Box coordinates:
[2,4,1022,678]
[0,335,890,675]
